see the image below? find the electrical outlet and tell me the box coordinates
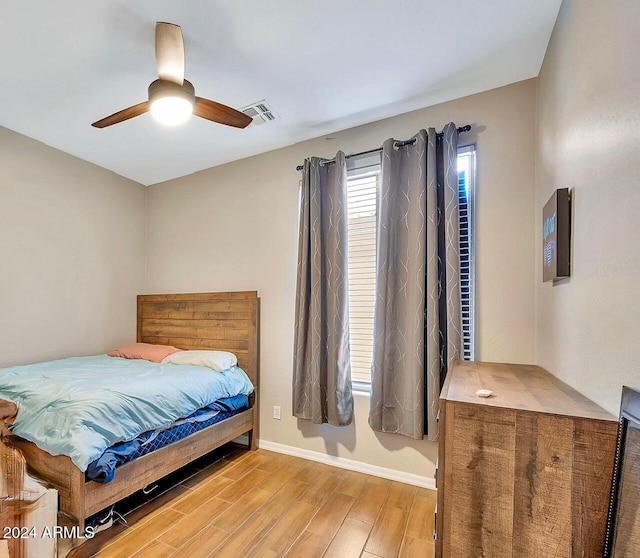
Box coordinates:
[273,405,281,420]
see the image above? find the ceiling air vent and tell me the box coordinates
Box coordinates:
[241,100,277,126]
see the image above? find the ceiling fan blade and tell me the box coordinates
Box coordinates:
[91,102,149,128]
[155,22,184,85]
[193,97,252,129]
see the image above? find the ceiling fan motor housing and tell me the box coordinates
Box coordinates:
[148,79,195,106]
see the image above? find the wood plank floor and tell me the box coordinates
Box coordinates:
[70,446,436,558]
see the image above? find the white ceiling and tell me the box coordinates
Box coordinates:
[0,1,562,185]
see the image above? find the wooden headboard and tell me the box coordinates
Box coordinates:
[137,291,259,391]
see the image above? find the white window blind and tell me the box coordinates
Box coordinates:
[346,154,380,387]
[457,145,476,361]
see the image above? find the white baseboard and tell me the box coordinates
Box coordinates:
[257,439,436,490]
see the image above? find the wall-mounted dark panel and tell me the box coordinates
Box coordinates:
[543,188,571,282]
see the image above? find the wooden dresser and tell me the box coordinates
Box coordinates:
[435,361,618,558]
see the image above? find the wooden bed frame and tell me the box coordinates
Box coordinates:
[9,291,259,528]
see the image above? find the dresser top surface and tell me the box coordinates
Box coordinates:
[441,360,616,421]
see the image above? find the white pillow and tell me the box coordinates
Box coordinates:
[162,350,237,372]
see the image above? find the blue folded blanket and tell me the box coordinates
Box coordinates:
[86,394,249,483]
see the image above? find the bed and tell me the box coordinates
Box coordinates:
[0,291,259,528]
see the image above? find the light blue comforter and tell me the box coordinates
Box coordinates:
[0,354,254,471]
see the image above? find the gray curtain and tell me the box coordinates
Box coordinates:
[292,153,354,426]
[369,124,461,440]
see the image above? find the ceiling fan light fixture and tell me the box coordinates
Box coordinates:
[150,96,192,125]
[148,79,195,126]
[92,24,251,130]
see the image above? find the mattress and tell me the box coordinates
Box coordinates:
[86,394,249,483]
[0,354,254,470]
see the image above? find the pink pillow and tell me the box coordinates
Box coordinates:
[108,342,182,363]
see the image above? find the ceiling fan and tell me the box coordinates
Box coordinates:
[92,22,252,129]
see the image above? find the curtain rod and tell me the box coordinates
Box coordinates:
[295,124,471,171]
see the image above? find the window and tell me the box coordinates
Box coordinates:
[457,145,476,361]
[346,153,381,390]
[345,146,476,387]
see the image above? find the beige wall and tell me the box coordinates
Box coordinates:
[0,126,146,367]
[146,79,537,477]
[535,0,640,415]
